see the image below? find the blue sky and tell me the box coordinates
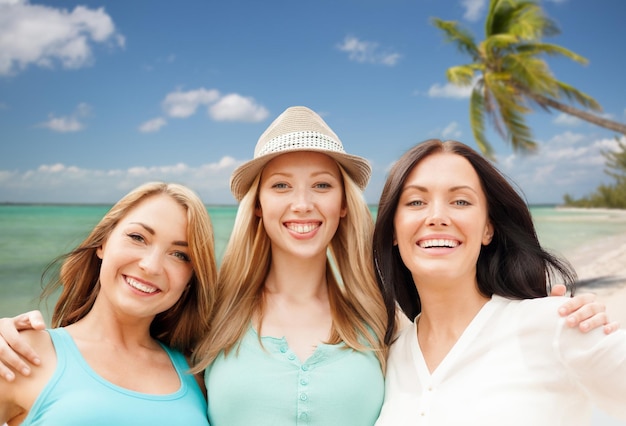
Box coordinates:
[1,0,625,205]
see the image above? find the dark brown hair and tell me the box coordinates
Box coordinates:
[373,140,577,343]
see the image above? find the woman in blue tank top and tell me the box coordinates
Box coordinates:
[0,182,215,425]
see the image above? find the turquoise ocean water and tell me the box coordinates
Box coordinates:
[2,204,626,317]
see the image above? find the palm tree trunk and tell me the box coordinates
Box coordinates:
[528,92,626,135]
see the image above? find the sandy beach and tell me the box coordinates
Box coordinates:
[560,208,626,327]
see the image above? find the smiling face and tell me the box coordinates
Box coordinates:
[256,151,347,262]
[95,194,194,320]
[393,152,493,287]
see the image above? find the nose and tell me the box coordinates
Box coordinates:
[138,247,165,275]
[426,200,449,227]
[290,187,313,212]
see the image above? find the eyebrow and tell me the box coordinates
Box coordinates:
[402,184,479,195]
[268,170,338,177]
[129,222,189,247]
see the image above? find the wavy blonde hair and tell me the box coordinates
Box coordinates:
[42,182,217,355]
[192,166,388,372]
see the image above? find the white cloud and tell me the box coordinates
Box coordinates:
[0,156,243,203]
[548,130,586,146]
[427,82,472,99]
[336,36,401,66]
[553,113,581,127]
[162,88,220,118]
[39,116,83,132]
[461,0,487,22]
[496,133,625,203]
[138,117,167,133]
[441,121,462,139]
[0,0,124,76]
[159,88,268,123]
[209,94,269,122]
[38,102,91,132]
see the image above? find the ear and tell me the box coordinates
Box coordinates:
[340,205,347,218]
[96,245,104,259]
[482,221,494,245]
[255,203,262,218]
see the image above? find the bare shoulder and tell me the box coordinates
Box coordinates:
[21,329,55,357]
[0,330,56,424]
[10,330,57,415]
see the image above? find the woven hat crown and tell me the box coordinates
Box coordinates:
[253,106,344,158]
[229,106,371,201]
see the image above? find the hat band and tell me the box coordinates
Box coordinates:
[256,131,345,157]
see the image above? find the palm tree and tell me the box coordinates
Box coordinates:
[431,0,626,158]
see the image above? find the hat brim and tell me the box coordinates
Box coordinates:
[230,148,372,201]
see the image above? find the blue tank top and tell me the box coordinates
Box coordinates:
[22,328,209,426]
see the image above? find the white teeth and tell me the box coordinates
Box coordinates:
[126,277,158,294]
[287,223,318,234]
[419,239,459,248]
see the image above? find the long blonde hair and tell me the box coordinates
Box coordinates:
[42,182,217,354]
[192,165,388,372]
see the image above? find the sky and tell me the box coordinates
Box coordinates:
[1,0,625,205]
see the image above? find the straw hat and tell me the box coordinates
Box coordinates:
[229,106,372,201]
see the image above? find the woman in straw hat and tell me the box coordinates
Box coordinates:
[191,106,388,425]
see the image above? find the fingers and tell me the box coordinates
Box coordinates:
[558,292,615,333]
[557,292,596,317]
[566,309,608,332]
[549,284,567,297]
[603,321,621,335]
[15,311,46,331]
[0,314,43,381]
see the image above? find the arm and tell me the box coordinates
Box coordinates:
[0,311,46,381]
[0,359,25,424]
[557,319,626,420]
[0,329,55,424]
[550,284,619,334]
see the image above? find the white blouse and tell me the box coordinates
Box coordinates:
[376,295,626,426]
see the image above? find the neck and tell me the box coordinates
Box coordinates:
[67,297,158,350]
[264,254,328,300]
[264,249,329,299]
[413,276,490,373]
[418,288,489,333]
[414,275,490,338]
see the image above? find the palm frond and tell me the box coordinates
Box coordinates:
[431,18,479,59]
[509,2,559,40]
[555,81,602,111]
[485,71,530,113]
[515,42,588,65]
[503,54,558,97]
[498,101,537,153]
[469,86,494,158]
[483,34,519,54]
[482,77,507,142]
[446,65,478,86]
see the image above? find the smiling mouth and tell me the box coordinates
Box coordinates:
[125,276,159,294]
[285,222,321,234]
[418,239,459,248]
